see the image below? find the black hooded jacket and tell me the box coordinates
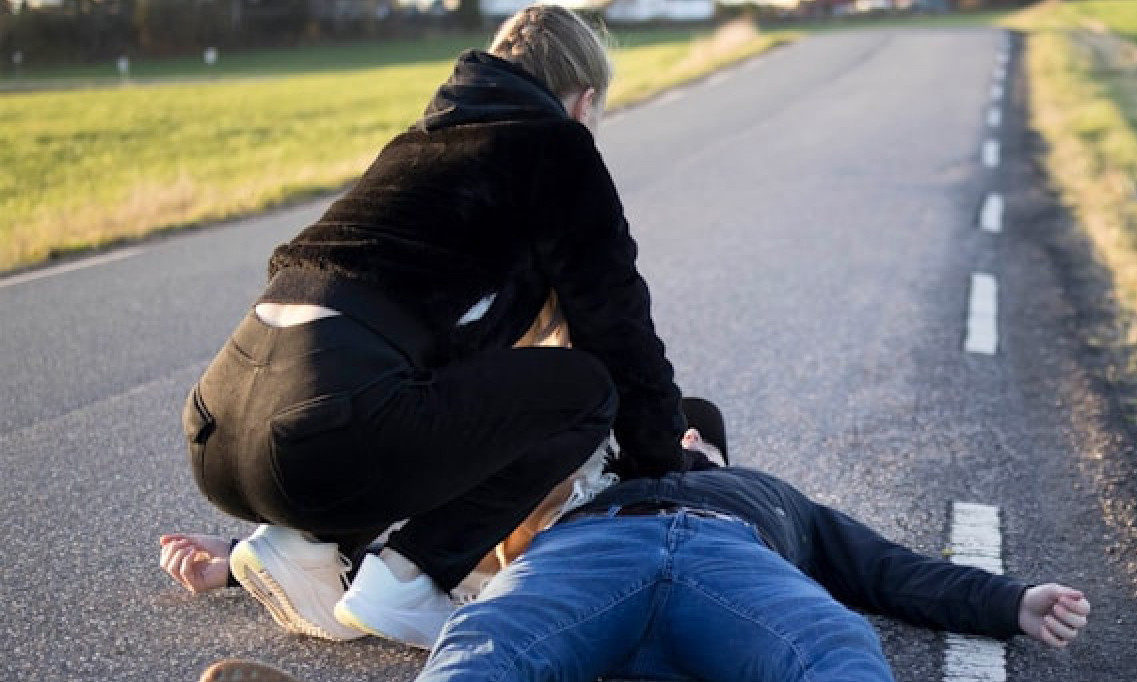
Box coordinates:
[264,50,686,476]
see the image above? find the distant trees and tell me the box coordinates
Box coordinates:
[2,1,136,63]
[455,0,480,29]
[0,0,409,68]
[132,0,313,54]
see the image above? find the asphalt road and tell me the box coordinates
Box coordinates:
[3,28,1135,682]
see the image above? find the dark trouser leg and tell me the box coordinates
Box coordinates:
[324,347,618,590]
[384,422,610,589]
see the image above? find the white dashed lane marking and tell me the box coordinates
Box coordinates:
[982,140,1000,168]
[980,193,1003,234]
[943,502,1007,682]
[965,273,998,356]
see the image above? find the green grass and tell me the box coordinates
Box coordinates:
[0,25,796,272]
[0,56,462,268]
[1004,0,1137,588]
[1003,1,1137,428]
[1003,2,1137,314]
[1059,0,1137,42]
[2,36,482,84]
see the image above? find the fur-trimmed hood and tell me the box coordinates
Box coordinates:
[418,50,568,132]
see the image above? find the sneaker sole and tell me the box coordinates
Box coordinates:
[333,600,432,651]
[229,541,361,642]
[199,659,302,682]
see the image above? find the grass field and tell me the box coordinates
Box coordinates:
[1001,0,1137,592]
[1002,1,1137,340]
[0,24,795,273]
[1049,0,1137,41]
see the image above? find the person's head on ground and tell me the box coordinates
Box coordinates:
[489,3,611,133]
[681,428,726,468]
[681,396,728,463]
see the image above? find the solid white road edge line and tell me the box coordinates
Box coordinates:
[980,193,1004,234]
[654,90,687,107]
[965,273,998,355]
[0,246,146,289]
[983,140,1000,168]
[705,72,732,88]
[944,502,1007,682]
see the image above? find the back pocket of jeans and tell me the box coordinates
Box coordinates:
[268,393,368,510]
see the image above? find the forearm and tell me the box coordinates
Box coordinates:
[807,505,1026,639]
[532,130,686,477]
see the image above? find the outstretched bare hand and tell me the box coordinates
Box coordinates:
[1018,583,1090,648]
[159,533,232,595]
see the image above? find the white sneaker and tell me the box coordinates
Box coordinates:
[229,525,365,641]
[333,553,456,650]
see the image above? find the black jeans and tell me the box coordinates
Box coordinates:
[184,311,616,590]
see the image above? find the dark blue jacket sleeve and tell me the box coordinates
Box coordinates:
[799,502,1027,639]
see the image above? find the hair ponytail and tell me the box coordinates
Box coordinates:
[489,4,612,99]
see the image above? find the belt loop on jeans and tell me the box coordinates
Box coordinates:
[605,504,622,518]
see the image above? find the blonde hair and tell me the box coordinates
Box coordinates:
[489,4,612,99]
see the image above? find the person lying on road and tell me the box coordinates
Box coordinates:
[165,403,1089,682]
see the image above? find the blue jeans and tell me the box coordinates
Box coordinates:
[419,510,896,682]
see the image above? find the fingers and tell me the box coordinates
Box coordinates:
[160,537,204,593]
[1041,596,1090,647]
[160,537,189,572]
[1037,620,1068,648]
[1060,593,1091,617]
[1042,614,1078,644]
[1049,598,1089,642]
[179,543,205,594]
[1036,620,1067,648]
[1020,584,1091,648]
[681,428,702,446]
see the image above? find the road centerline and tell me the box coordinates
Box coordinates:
[980,194,1004,233]
[943,502,1006,682]
[965,273,998,355]
[982,140,1000,168]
